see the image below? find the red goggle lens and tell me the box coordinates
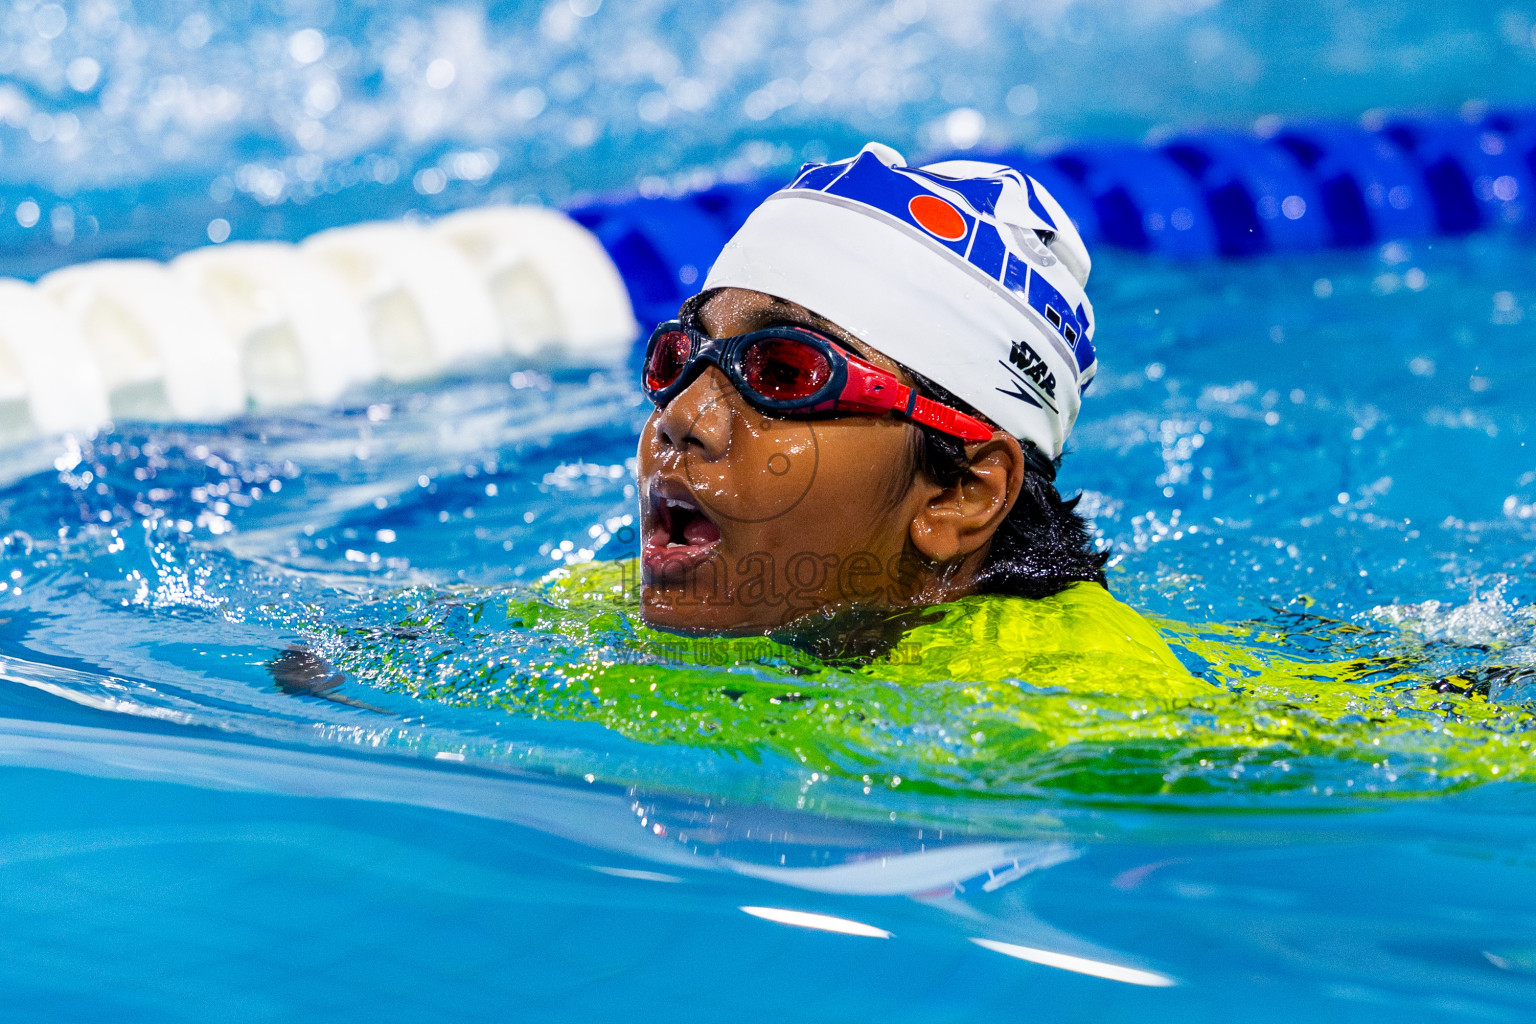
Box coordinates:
[740,337,832,401]
[645,330,692,392]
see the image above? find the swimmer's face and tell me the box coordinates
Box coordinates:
[636,287,1024,635]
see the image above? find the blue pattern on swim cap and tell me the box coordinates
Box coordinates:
[788,150,1095,378]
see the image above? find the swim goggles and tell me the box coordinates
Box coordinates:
[641,319,995,442]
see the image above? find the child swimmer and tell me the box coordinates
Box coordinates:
[283,144,1533,794]
[501,145,1523,784]
[628,141,1196,690]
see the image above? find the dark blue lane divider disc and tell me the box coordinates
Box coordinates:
[1379,117,1535,234]
[1049,144,1217,260]
[1160,132,1330,257]
[1269,124,1437,246]
[1481,108,1536,222]
[571,196,731,327]
[571,108,1536,316]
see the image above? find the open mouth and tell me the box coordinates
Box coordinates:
[642,486,723,582]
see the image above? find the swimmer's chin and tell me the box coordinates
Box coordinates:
[638,585,875,638]
[638,588,783,637]
[640,601,736,634]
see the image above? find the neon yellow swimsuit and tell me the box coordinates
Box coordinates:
[517,558,1200,693]
[326,558,1535,795]
[864,582,1204,698]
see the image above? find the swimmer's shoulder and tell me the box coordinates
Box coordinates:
[1032,581,1190,670]
[874,582,1208,697]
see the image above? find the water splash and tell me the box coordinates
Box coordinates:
[260,558,1534,807]
[5,1,1536,207]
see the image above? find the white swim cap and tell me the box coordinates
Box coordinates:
[703,142,1097,459]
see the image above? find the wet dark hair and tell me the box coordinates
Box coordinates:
[904,370,1108,599]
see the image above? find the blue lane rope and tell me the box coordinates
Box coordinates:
[571,108,1536,328]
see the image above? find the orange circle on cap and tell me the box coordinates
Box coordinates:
[908,194,967,241]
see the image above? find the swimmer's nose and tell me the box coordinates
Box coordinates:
[653,364,734,461]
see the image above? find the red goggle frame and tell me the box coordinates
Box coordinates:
[642,320,994,443]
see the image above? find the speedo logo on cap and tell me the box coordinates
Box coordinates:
[996,339,1058,412]
[786,151,1096,378]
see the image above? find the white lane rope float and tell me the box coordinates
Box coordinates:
[0,205,639,444]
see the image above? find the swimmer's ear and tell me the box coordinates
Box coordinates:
[908,433,1025,564]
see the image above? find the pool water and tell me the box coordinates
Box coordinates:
[3,233,1534,1020]
[5,0,1536,1020]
